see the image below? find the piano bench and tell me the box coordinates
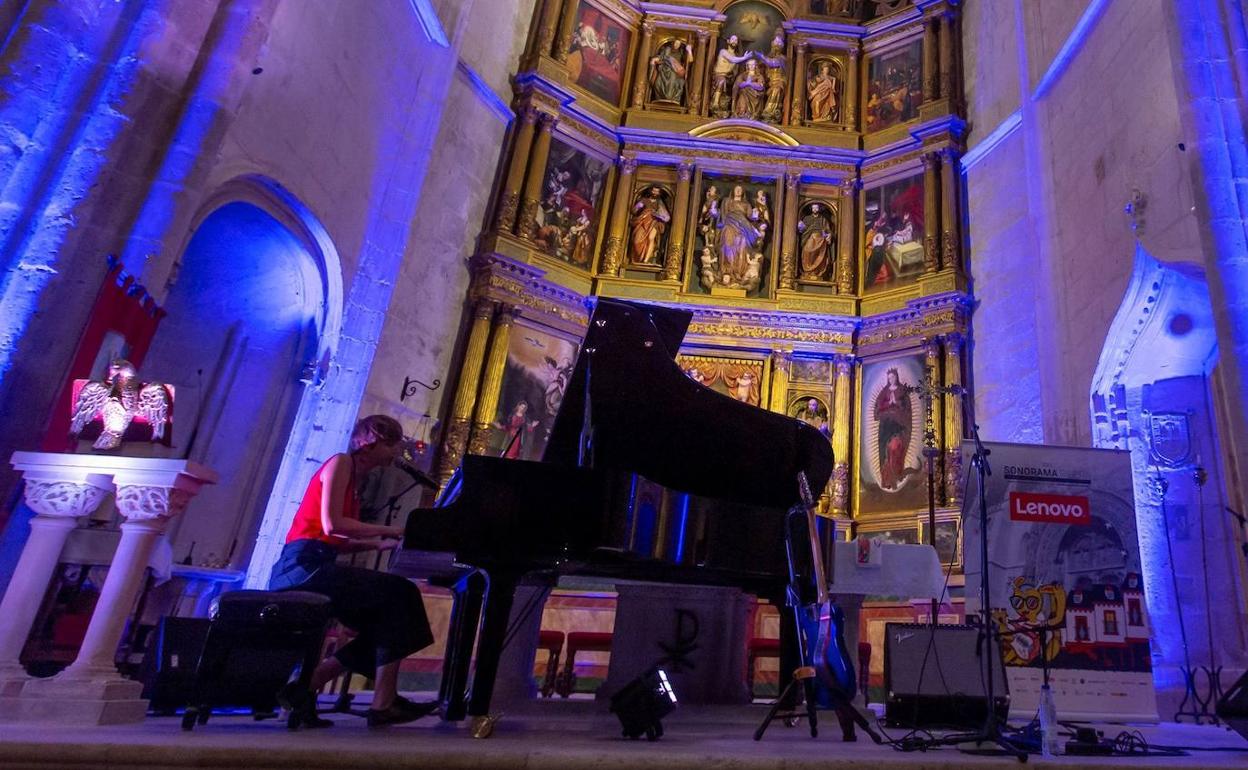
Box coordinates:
[556,631,613,698]
[537,630,564,699]
[746,637,782,696]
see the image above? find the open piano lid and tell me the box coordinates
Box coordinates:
[544,298,832,510]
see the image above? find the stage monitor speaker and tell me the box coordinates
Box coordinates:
[1217,670,1248,742]
[139,616,211,715]
[884,622,1009,730]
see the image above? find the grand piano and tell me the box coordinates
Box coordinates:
[397,298,916,724]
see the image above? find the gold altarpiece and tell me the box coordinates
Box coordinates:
[437,0,970,567]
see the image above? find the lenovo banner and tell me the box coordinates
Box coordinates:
[962,442,1158,722]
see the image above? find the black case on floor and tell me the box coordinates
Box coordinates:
[179,590,332,730]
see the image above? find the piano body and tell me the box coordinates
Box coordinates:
[396,298,938,721]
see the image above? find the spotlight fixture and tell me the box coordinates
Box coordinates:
[608,666,676,740]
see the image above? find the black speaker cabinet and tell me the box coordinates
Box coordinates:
[1218,670,1248,742]
[884,622,1009,729]
[140,617,211,715]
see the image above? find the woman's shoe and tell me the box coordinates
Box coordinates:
[366,703,425,728]
[277,683,333,730]
[393,695,440,719]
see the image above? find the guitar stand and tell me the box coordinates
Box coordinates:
[754,665,820,740]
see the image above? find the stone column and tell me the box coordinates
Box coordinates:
[600,156,637,276]
[831,356,853,516]
[835,180,856,294]
[632,22,655,109]
[922,152,940,273]
[15,461,215,725]
[468,305,519,456]
[779,171,800,290]
[0,474,111,694]
[938,10,956,101]
[689,30,710,114]
[942,333,964,505]
[555,0,580,63]
[517,113,558,242]
[844,49,859,130]
[496,107,540,233]
[438,300,496,482]
[939,147,961,271]
[661,162,694,282]
[923,14,939,100]
[790,42,809,126]
[768,350,791,413]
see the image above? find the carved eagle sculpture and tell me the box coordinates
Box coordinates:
[70,360,172,450]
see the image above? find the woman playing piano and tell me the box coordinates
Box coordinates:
[268,414,435,727]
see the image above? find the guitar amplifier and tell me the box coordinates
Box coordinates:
[884,622,1009,729]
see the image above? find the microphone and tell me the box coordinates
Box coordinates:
[393,460,438,489]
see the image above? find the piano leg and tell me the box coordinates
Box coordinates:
[467,572,520,719]
[440,570,486,722]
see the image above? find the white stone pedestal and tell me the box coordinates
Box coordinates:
[0,453,216,724]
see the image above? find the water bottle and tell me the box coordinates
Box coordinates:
[1038,684,1060,757]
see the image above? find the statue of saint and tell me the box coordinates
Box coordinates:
[731,58,765,120]
[710,35,750,118]
[628,186,671,265]
[796,397,831,437]
[649,39,692,105]
[716,185,767,289]
[756,36,787,123]
[807,60,840,123]
[797,202,835,281]
[698,185,721,254]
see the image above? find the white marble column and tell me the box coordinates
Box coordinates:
[0,468,112,694]
[4,458,215,724]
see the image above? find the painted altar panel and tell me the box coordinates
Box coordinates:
[862,172,924,293]
[720,1,786,54]
[491,321,580,461]
[532,138,611,268]
[568,1,632,106]
[864,39,923,133]
[856,351,926,516]
[676,354,765,407]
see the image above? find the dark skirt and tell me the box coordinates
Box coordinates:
[269,539,434,675]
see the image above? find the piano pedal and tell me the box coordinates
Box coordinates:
[470,712,504,739]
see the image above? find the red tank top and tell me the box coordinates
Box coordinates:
[285,455,358,547]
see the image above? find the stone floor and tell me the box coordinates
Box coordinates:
[0,696,1244,769]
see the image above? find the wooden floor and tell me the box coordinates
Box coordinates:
[0,697,1244,769]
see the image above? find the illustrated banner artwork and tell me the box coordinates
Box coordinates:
[493,323,579,461]
[962,441,1158,722]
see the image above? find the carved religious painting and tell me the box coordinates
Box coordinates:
[568,2,631,105]
[789,395,831,439]
[693,177,774,297]
[648,36,694,107]
[493,322,579,461]
[865,39,923,132]
[532,138,610,267]
[862,173,924,292]
[627,186,673,268]
[796,199,837,284]
[857,353,926,515]
[805,58,842,125]
[711,1,787,121]
[676,354,764,407]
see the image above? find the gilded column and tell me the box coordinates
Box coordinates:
[922,336,944,506]
[495,106,539,233]
[923,14,939,100]
[438,300,496,482]
[830,356,853,516]
[768,350,791,413]
[600,156,636,276]
[661,161,694,281]
[779,171,800,290]
[938,10,955,101]
[835,179,856,294]
[517,113,558,241]
[555,0,580,63]
[844,49,859,130]
[689,30,710,114]
[468,305,520,456]
[632,22,655,109]
[922,151,940,273]
[943,332,965,506]
[940,146,961,270]
[537,0,562,60]
[790,42,808,126]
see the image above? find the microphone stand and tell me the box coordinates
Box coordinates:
[371,476,423,572]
